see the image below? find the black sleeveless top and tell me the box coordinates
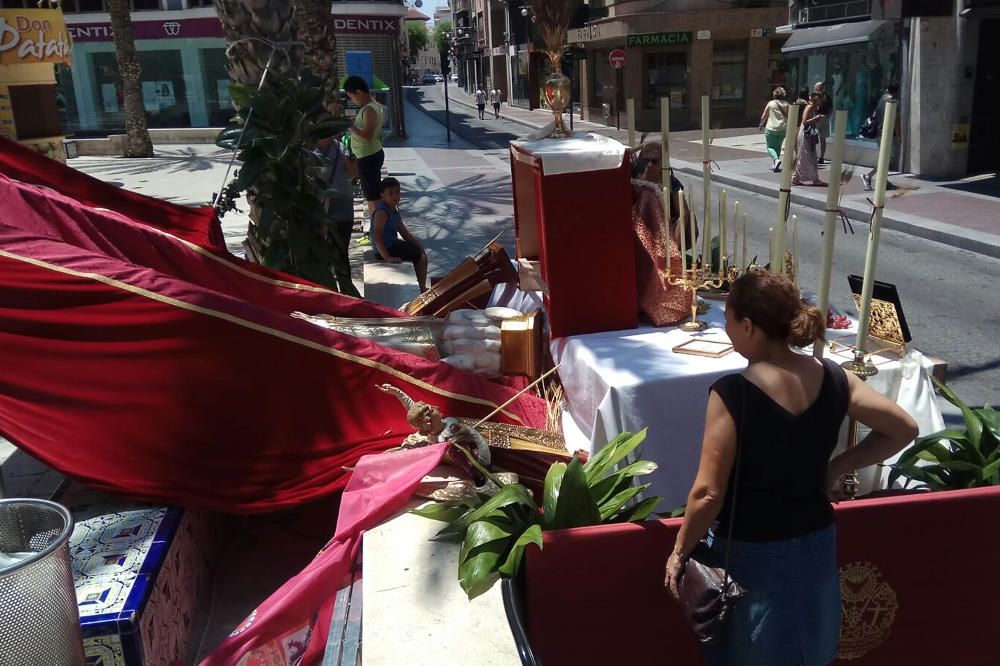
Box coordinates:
[713,359,850,542]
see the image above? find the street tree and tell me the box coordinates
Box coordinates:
[106,0,152,157]
[293,0,341,112]
[407,21,429,62]
[214,0,300,87]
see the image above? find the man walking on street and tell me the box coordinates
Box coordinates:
[862,81,900,192]
[489,87,502,119]
[474,86,488,120]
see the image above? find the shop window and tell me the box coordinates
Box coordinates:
[711,40,747,103]
[644,51,687,111]
[768,37,789,92]
[0,0,31,8]
[60,0,78,11]
[132,0,160,10]
[91,49,189,131]
[200,48,234,126]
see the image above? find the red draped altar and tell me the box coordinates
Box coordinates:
[0,139,546,512]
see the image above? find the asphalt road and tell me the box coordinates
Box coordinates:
[406,85,1000,409]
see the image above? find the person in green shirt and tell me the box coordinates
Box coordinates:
[345,75,386,215]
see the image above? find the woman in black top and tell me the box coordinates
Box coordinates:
[665,271,917,666]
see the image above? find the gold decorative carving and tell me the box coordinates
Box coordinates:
[851,295,906,348]
[838,561,898,660]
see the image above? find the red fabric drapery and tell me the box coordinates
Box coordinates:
[0,141,547,512]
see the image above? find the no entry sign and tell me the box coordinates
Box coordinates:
[609,49,626,69]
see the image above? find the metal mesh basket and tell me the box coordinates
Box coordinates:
[0,498,84,666]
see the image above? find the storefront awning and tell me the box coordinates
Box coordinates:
[781,20,888,53]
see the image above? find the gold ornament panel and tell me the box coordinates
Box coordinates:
[838,561,898,660]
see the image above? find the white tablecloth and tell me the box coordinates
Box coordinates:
[552,302,944,512]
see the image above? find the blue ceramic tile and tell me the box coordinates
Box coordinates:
[80,613,121,632]
[120,573,150,617]
[152,507,183,544]
[137,540,167,577]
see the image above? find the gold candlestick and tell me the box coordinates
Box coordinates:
[839,348,879,498]
[666,195,725,332]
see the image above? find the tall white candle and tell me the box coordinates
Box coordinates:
[769,226,775,267]
[627,98,636,150]
[664,186,673,277]
[679,193,689,274]
[792,214,800,290]
[661,97,672,264]
[742,214,748,272]
[720,189,727,273]
[856,101,898,352]
[701,96,712,269]
[815,110,848,359]
[732,200,739,266]
[775,103,801,274]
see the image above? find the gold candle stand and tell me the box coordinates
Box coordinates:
[665,257,736,332]
[839,348,879,498]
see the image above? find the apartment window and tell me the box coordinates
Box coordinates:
[712,40,747,102]
[77,0,106,12]
[132,0,160,9]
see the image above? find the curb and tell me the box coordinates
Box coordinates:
[672,163,1000,260]
[423,89,1000,260]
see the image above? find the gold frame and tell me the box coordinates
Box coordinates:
[672,338,734,358]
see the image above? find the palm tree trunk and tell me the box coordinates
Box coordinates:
[107,0,152,157]
[292,0,341,114]
[214,0,300,87]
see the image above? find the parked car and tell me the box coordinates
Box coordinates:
[434,74,444,83]
[422,74,437,85]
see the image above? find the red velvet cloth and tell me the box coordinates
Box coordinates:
[0,146,548,512]
[524,487,1000,666]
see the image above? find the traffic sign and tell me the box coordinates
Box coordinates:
[609,49,626,69]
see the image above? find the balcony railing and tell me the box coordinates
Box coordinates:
[791,0,871,25]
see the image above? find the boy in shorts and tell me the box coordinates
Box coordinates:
[370,177,428,292]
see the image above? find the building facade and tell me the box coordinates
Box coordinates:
[0,0,410,137]
[781,0,998,178]
[572,0,788,132]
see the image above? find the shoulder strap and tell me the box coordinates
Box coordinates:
[721,378,746,592]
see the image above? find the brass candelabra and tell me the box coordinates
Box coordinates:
[665,254,735,332]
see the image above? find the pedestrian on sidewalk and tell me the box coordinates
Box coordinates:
[862,81,900,192]
[344,76,385,216]
[813,81,833,164]
[489,87,502,118]
[474,86,488,120]
[318,134,362,298]
[758,87,789,173]
[792,91,828,187]
[370,177,429,292]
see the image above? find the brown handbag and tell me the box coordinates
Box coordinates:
[677,381,748,645]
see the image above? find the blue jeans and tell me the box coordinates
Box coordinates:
[702,525,840,666]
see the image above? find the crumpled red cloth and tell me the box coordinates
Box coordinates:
[200,445,448,665]
[0,140,547,512]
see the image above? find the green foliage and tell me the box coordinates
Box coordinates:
[889,378,1000,490]
[407,22,430,61]
[214,71,351,289]
[433,20,452,54]
[410,430,661,599]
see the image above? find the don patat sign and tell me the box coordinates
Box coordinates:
[0,9,72,65]
[626,31,691,47]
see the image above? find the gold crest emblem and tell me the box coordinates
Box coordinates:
[838,562,899,659]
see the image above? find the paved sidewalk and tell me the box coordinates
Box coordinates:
[449,87,1000,258]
